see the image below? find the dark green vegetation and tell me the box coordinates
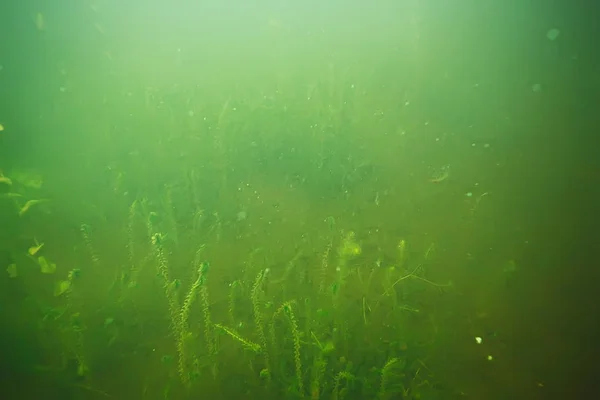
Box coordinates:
[0,80,464,399]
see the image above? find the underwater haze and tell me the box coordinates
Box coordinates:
[0,1,597,399]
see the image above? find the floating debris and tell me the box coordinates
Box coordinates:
[68,268,81,280]
[236,210,247,222]
[35,12,45,31]
[38,256,56,274]
[429,165,450,183]
[28,239,44,256]
[546,28,560,41]
[19,199,49,217]
[54,280,71,296]
[0,172,11,186]
[6,264,17,278]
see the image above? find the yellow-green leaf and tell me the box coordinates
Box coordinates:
[38,256,56,274]
[54,280,71,296]
[28,243,44,256]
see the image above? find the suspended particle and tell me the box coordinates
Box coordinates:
[546,28,560,41]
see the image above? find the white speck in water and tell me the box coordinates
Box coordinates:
[466,192,473,197]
